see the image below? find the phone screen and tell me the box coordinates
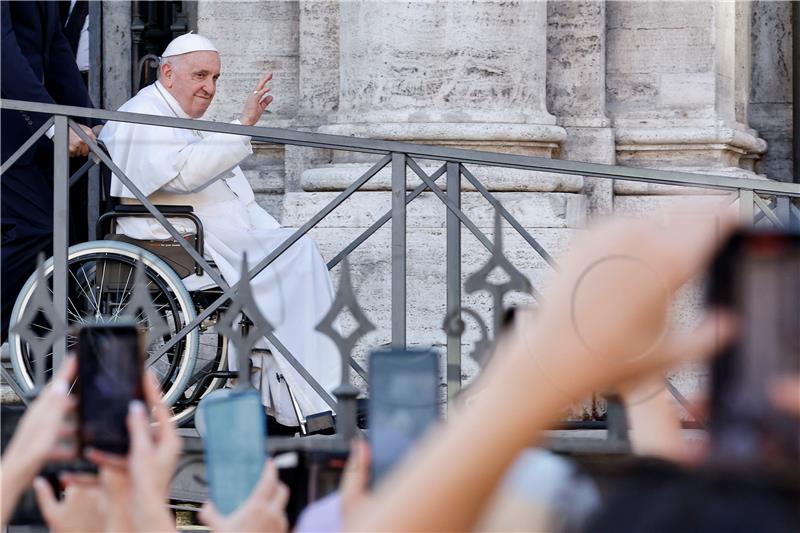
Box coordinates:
[708,230,800,464]
[77,323,144,455]
[368,349,440,486]
[201,390,266,516]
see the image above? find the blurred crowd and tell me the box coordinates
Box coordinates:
[1,206,798,532]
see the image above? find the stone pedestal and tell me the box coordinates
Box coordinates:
[607,0,767,196]
[308,0,567,192]
[547,0,615,217]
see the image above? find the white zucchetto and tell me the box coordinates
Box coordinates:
[161,32,219,58]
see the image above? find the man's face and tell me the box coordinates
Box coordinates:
[161,51,221,118]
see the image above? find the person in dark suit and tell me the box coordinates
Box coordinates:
[1,0,96,340]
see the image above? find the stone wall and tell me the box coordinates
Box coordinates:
[60,0,793,415]
[749,0,794,182]
[187,1,787,408]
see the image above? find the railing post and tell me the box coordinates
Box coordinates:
[776,196,791,228]
[606,395,629,444]
[52,115,69,367]
[391,153,406,348]
[739,189,754,226]
[446,162,462,401]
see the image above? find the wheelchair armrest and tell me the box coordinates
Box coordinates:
[96,205,205,277]
[111,204,195,215]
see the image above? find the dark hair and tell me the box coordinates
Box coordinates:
[584,458,800,533]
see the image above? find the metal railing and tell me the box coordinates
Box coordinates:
[2,98,799,443]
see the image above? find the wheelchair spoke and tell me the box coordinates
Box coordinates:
[48,286,89,325]
[81,266,101,317]
[68,268,99,317]
[108,265,135,321]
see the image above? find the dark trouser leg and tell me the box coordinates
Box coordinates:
[1,162,54,341]
[68,157,88,245]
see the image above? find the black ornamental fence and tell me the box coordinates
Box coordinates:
[2,98,799,464]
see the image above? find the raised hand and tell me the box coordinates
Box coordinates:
[1,357,78,526]
[240,72,274,126]
[33,477,106,533]
[199,460,289,533]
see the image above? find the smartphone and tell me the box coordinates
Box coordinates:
[707,229,800,465]
[200,390,267,515]
[77,322,144,455]
[368,349,440,486]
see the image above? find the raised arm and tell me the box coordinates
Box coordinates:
[348,208,738,532]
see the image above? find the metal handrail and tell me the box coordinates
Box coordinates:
[3,99,800,197]
[2,98,799,442]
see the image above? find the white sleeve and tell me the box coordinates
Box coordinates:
[161,120,253,193]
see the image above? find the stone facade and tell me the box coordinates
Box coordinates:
[90,1,794,415]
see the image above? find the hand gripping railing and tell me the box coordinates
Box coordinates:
[2,98,799,445]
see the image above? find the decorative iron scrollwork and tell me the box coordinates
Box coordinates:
[215,254,275,389]
[10,254,67,394]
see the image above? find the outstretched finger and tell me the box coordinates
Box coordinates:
[254,85,271,99]
[273,482,290,510]
[127,400,153,458]
[198,501,221,528]
[653,206,740,290]
[52,355,78,385]
[253,460,280,500]
[661,310,737,369]
[143,372,171,437]
[85,447,128,470]
[255,72,273,92]
[143,371,180,460]
[259,95,274,108]
[32,477,59,519]
[770,377,800,417]
[59,472,99,487]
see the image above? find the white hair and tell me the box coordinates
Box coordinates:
[157,54,184,81]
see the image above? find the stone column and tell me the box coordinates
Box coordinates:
[283,0,341,193]
[606,1,767,409]
[289,1,583,377]
[749,0,793,182]
[305,0,570,192]
[197,1,301,214]
[548,0,615,217]
[102,2,132,110]
[607,0,767,196]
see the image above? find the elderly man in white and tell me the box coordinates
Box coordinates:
[99,34,340,430]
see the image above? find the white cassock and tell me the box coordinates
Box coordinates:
[98,81,340,426]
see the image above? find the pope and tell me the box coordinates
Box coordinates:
[99,33,340,430]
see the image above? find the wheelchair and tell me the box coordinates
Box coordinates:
[8,194,235,427]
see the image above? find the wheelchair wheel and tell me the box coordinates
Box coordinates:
[8,240,199,408]
[171,328,229,427]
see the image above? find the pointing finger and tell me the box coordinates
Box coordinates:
[33,477,58,519]
[255,72,273,92]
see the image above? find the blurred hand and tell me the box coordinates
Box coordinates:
[770,376,800,417]
[127,373,182,500]
[199,460,289,533]
[346,206,741,532]
[68,124,95,157]
[87,371,180,532]
[3,357,78,473]
[340,439,370,520]
[239,72,273,126]
[501,208,739,405]
[95,466,135,532]
[33,477,106,533]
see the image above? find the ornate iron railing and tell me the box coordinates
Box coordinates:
[2,98,799,448]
